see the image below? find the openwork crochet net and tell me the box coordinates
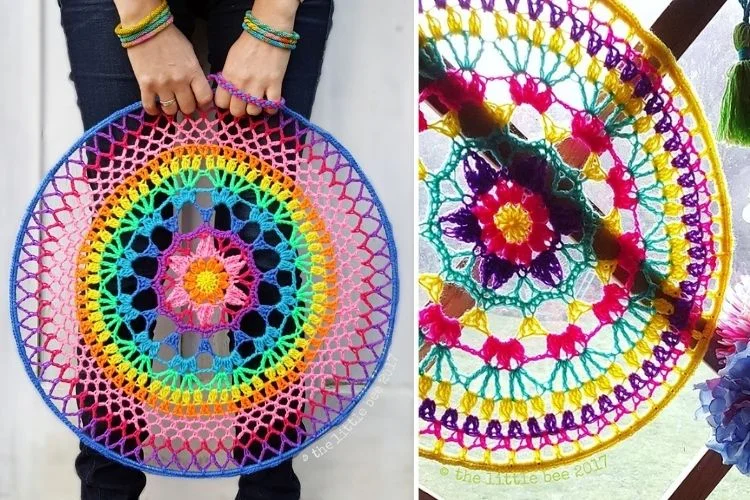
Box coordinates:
[11,105,397,476]
[418,0,732,471]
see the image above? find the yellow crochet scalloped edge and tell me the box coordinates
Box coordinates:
[418,0,734,472]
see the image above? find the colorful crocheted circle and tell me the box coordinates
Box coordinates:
[11,105,397,477]
[418,0,732,471]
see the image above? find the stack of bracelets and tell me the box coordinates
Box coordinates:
[115,0,174,49]
[115,4,300,52]
[242,10,300,50]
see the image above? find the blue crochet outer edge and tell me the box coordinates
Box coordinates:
[9,101,400,478]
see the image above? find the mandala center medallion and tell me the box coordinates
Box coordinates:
[185,258,230,303]
[161,229,256,330]
[492,203,531,244]
[472,180,555,269]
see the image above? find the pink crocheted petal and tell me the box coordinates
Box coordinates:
[196,304,215,327]
[167,286,190,308]
[224,284,248,306]
[222,254,245,277]
[195,234,216,259]
[169,255,193,276]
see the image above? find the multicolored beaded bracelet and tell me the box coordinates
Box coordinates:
[115,0,174,49]
[242,10,299,50]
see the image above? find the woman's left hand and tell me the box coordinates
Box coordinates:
[215,0,299,117]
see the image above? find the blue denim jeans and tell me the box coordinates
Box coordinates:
[59,0,333,498]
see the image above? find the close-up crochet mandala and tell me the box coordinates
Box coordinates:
[10,102,397,477]
[417,0,732,471]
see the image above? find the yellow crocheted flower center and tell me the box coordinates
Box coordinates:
[184,257,229,304]
[494,203,532,244]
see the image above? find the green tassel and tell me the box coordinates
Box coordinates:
[717,22,750,146]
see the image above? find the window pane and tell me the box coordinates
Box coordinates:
[708,467,748,499]
[628,1,674,27]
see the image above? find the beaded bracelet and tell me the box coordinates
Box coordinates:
[241,26,296,50]
[242,10,299,50]
[115,0,174,48]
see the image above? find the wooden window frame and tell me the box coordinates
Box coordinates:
[417,1,733,498]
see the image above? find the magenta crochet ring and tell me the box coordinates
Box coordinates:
[209,73,286,109]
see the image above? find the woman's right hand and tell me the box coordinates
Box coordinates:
[117,1,211,116]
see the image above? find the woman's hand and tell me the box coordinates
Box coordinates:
[116,0,212,116]
[126,24,212,116]
[215,0,299,117]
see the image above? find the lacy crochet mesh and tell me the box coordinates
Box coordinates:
[11,107,396,476]
[417,0,732,471]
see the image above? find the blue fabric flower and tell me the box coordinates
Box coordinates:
[697,341,750,474]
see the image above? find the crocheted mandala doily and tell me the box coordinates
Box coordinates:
[418,0,732,471]
[11,105,397,476]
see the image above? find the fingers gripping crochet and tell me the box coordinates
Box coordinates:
[418,0,731,471]
[11,104,397,476]
[209,73,286,110]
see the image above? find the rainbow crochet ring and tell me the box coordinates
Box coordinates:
[10,89,397,476]
[418,0,732,471]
